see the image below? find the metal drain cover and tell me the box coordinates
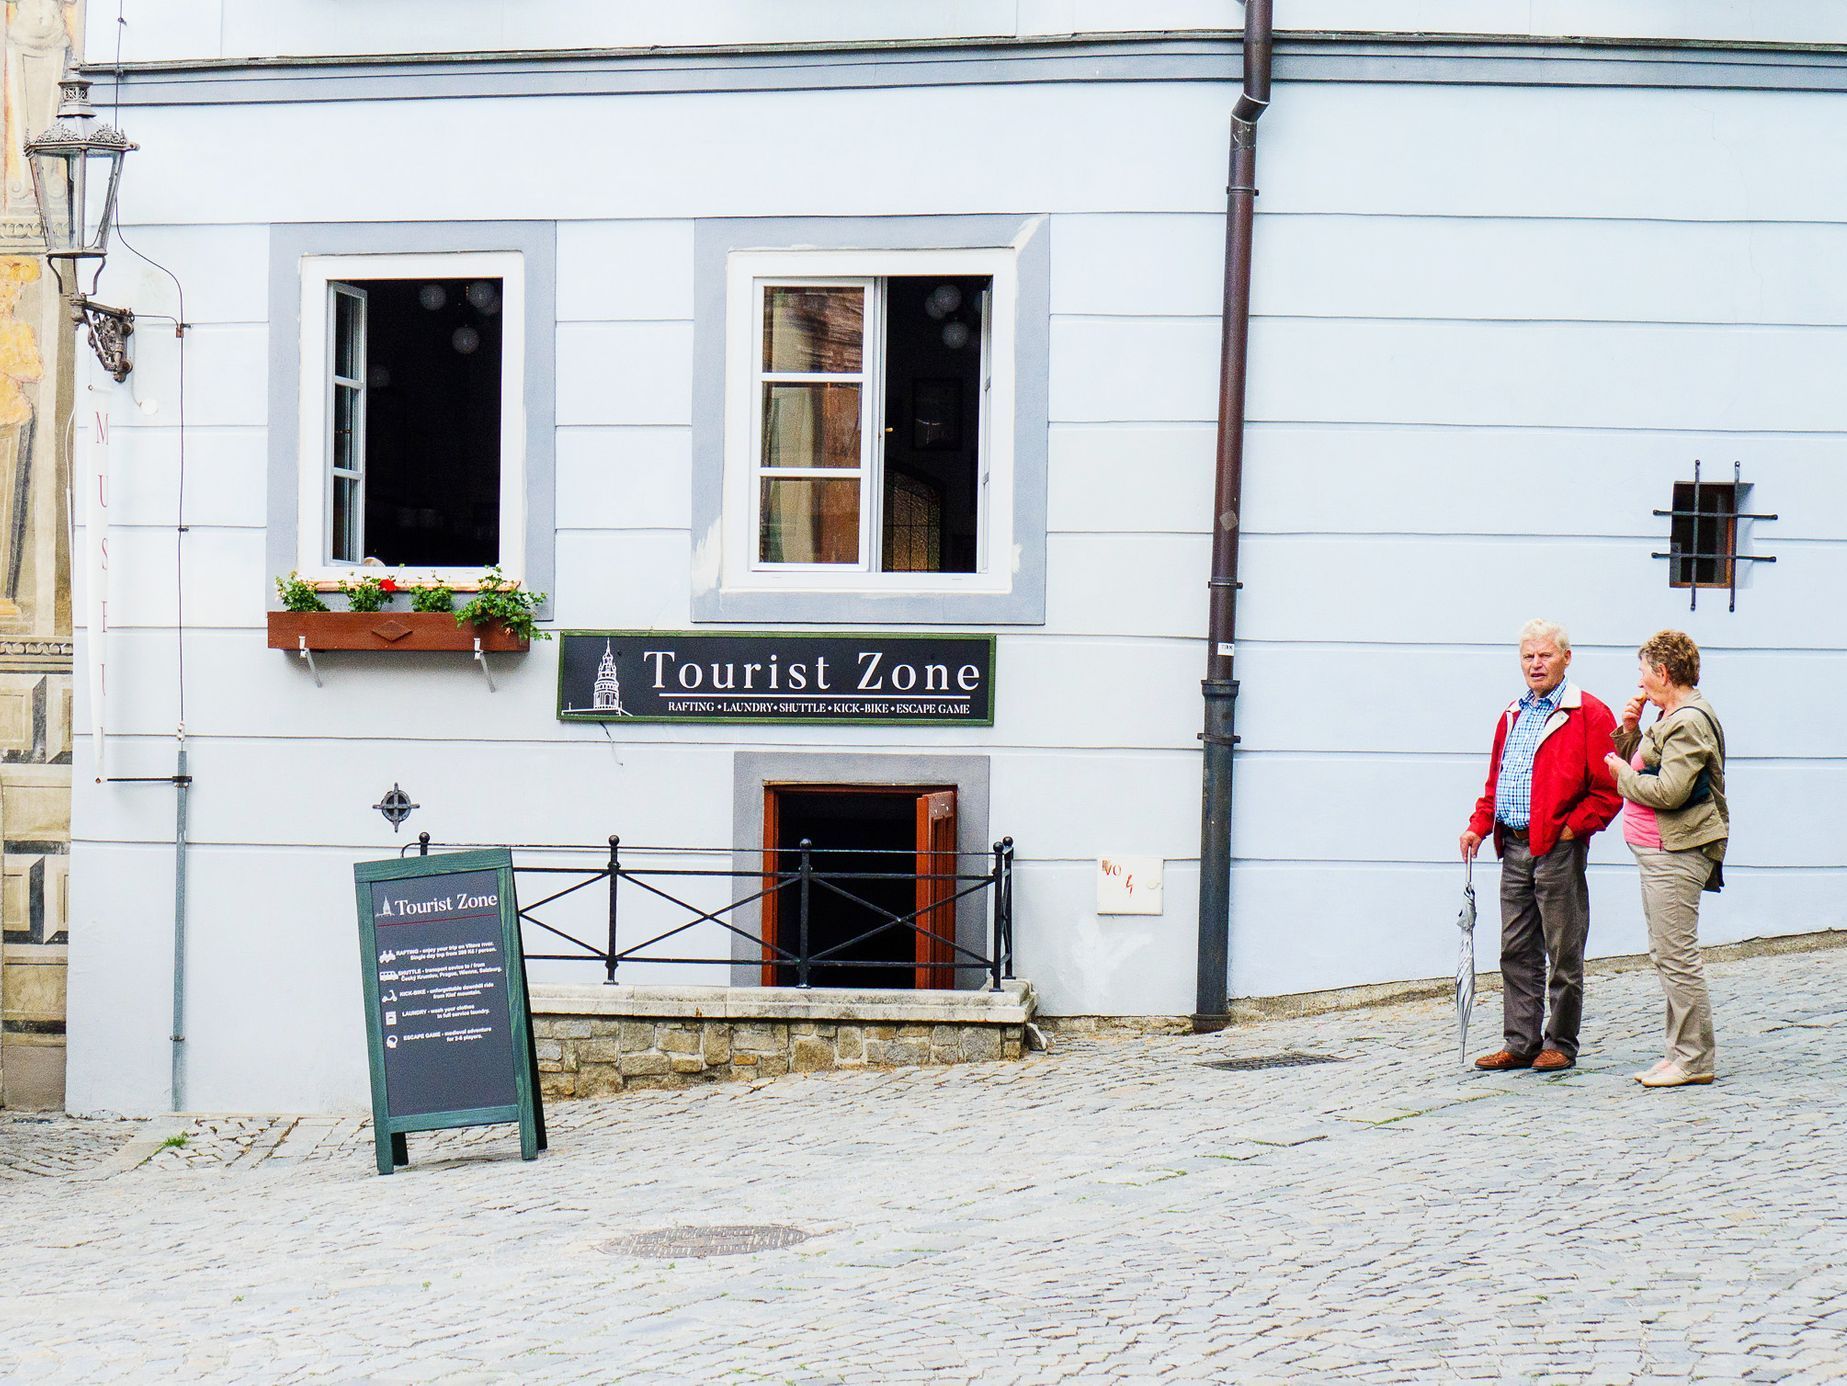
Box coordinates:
[1199,1052,1344,1071]
[603,1225,812,1259]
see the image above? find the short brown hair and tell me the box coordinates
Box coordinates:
[1638,630,1700,687]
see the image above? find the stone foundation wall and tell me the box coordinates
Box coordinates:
[535,1016,1026,1100]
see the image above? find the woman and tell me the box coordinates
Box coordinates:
[1604,630,1729,1089]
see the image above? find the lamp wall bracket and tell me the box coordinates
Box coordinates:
[73,296,134,382]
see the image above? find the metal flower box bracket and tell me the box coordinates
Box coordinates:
[266,612,529,690]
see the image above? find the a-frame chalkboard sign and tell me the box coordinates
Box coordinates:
[353,849,546,1175]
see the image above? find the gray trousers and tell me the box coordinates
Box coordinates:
[1499,835,1592,1058]
[1631,845,1717,1073]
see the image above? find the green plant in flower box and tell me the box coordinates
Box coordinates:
[275,571,330,613]
[455,567,549,642]
[408,580,455,614]
[339,574,398,613]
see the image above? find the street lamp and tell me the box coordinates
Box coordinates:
[25,77,138,382]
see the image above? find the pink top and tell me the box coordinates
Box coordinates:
[1623,748,1663,849]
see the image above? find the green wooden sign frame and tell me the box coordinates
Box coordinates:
[353,848,546,1176]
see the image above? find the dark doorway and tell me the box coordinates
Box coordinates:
[762,785,959,990]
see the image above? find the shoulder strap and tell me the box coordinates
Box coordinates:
[1666,705,1725,764]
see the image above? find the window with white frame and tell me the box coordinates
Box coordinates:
[722,249,1015,592]
[296,252,526,579]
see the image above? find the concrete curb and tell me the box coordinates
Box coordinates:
[1039,929,1847,1035]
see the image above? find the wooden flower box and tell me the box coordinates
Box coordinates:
[266,611,529,653]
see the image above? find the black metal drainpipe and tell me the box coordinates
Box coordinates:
[1195,0,1273,1030]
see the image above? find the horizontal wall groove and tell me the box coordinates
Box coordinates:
[1056,311,1847,332]
[70,732,1847,766]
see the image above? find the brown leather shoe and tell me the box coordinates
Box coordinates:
[1532,1048,1576,1071]
[1473,1048,1536,1071]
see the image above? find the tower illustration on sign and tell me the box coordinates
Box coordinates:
[592,640,628,715]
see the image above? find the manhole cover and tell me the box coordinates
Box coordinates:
[1199,1052,1344,1071]
[602,1225,812,1259]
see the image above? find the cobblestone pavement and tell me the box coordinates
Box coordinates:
[4,947,1847,1383]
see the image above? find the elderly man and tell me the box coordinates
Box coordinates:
[1462,619,1622,1072]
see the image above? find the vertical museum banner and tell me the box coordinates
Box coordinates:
[81,404,109,779]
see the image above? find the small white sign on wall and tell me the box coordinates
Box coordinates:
[1097,856,1164,916]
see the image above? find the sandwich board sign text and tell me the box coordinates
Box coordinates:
[353,848,545,1175]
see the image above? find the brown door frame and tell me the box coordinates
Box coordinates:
[761,784,958,990]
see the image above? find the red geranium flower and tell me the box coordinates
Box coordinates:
[380,577,398,592]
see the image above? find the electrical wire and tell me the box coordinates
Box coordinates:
[106,0,191,729]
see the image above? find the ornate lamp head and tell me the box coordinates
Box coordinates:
[24,78,139,382]
[25,79,137,298]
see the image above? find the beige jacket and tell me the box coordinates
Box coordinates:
[1610,691,1729,861]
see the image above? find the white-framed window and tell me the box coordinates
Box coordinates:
[721,248,1016,595]
[295,251,527,582]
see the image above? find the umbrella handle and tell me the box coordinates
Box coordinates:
[1465,855,1473,888]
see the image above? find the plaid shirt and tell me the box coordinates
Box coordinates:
[1494,680,1570,829]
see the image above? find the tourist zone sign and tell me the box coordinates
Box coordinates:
[352,849,546,1175]
[557,630,997,725]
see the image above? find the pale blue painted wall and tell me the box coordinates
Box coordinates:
[65,44,1847,1113]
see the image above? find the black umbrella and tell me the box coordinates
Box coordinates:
[1455,857,1477,1069]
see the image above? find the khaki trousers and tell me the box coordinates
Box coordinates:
[1630,845,1717,1074]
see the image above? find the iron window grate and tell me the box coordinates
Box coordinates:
[1651,459,1777,612]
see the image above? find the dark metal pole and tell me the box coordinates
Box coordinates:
[989,840,1005,993]
[417,831,430,858]
[1001,837,1015,980]
[796,838,813,989]
[1197,0,1273,1030]
[605,835,620,984]
[169,737,189,1112]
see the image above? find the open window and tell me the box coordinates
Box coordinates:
[1667,480,1737,589]
[722,249,1016,598]
[296,252,526,582]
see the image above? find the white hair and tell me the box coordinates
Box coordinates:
[1519,618,1571,652]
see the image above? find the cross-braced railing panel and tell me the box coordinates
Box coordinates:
[402,834,1016,991]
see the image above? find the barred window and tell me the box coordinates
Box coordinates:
[1652,461,1777,612]
[1668,481,1737,589]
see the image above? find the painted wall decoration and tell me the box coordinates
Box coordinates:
[0,0,81,1112]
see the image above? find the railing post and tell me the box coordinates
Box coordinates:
[797,837,813,990]
[605,835,620,984]
[417,832,430,858]
[1002,836,1015,980]
[989,839,1005,993]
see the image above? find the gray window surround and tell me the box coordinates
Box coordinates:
[692,215,1049,626]
[729,752,993,989]
[265,220,556,614]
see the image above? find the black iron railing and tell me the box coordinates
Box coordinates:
[404,834,1016,992]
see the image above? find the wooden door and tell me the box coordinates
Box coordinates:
[760,786,784,986]
[914,790,958,990]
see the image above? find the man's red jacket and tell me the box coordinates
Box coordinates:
[1468,683,1623,859]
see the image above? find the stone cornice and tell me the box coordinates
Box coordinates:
[82,30,1847,107]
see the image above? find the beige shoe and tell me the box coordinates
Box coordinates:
[1633,1059,1673,1083]
[1638,1065,1715,1088]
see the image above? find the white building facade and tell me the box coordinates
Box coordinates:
[68,2,1847,1114]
